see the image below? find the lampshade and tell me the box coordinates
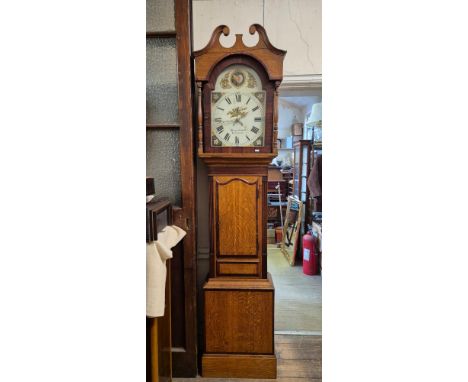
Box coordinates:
[310,102,322,122]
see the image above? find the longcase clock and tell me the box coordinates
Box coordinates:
[194,24,286,379]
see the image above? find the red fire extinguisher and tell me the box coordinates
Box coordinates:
[303,231,318,275]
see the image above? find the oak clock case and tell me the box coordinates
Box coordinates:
[199,54,276,280]
[195,24,286,379]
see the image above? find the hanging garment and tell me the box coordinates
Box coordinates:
[146,225,186,318]
[307,153,322,197]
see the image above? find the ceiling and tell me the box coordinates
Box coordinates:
[280,95,321,110]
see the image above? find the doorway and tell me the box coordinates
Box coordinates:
[267,87,322,335]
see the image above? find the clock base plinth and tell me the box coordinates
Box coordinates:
[201,273,276,379]
[202,354,277,379]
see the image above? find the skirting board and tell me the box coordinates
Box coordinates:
[202,353,277,379]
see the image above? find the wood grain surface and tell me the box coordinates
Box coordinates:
[203,273,274,290]
[195,24,287,379]
[215,176,260,258]
[193,24,286,82]
[202,354,277,379]
[204,288,273,354]
[195,25,285,156]
[218,262,258,276]
[175,334,322,381]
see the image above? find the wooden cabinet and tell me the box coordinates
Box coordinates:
[293,140,312,227]
[293,140,311,203]
[266,165,288,227]
[310,142,322,213]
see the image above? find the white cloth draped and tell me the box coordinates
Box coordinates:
[146,225,186,318]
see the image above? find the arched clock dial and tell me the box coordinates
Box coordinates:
[211,91,265,147]
[210,64,266,147]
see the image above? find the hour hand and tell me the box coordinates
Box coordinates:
[234,118,244,127]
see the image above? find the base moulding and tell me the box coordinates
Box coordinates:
[202,353,277,379]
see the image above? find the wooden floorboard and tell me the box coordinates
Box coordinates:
[276,345,321,360]
[275,335,322,345]
[277,359,322,379]
[174,334,321,382]
[173,378,321,381]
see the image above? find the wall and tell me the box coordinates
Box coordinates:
[192,0,322,78]
[276,99,306,165]
[278,99,306,140]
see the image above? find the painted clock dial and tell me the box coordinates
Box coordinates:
[210,65,265,147]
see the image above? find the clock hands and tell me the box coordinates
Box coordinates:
[224,106,249,128]
[217,102,260,136]
[217,119,244,131]
[234,118,244,127]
